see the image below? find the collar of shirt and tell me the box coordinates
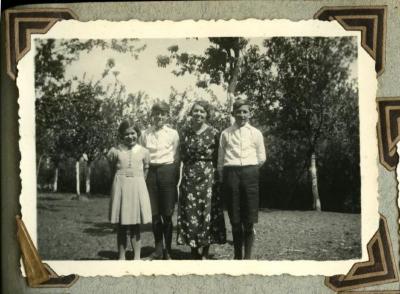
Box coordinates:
[232,122,252,130]
[149,124,167,133]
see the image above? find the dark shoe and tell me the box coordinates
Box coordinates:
[148,241,164,260]
[191,248,202,260]
[163,250,172,260]
[148,251,164,260]
[232,229,243,260]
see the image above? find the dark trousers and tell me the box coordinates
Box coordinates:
[146,163,178,216]
[146,163,178,258]
[223,165,259,224]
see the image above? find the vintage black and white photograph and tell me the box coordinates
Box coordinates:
[18,20,378,276]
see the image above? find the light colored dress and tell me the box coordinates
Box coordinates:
[107,144,152,225]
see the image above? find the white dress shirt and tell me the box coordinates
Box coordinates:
[139,125,179,164]
[217,122,266,172]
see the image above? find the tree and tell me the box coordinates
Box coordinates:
[157,38,248,119]
[156,37,358,211]
[35,39,147,196]
[35,38,145,97]
[237,37,358,211]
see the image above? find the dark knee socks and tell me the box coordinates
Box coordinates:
[117,225,128,259]
[243,223,255,259]
[202,245,210,259]
[152,216,164,256]
[162,216,173,254]
[152,215,173,258]
[117,226,127,245]
[231,223,255,260]
[231,223,243,260]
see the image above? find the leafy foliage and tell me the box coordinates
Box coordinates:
[157,37,247,94]
[158,36,360,212]
[35,39,148,172]
[238,37,359,211]
[36,37,361,212]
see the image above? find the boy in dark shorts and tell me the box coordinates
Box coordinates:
[218,99,266,259]
[139,102,180,259]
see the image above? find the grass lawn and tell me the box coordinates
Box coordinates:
[37,192,361,260]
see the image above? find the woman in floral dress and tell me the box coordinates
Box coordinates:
[177,100,226,259]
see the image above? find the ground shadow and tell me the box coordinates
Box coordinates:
[37,204,61,212]
[38,202,76,210]
[83,222,115,236]
[98,250,118,260]
[37,196,60,201]
[139,246,154,259]
[97,248,158,260]
[83,222,153,236]
[141,223,153,232]
[97,246,195,260]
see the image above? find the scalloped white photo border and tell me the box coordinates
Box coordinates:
[17,19,378,276]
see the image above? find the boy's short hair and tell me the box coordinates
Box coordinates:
[232,98,250,112]
[118,120,141,138]
[151,101,170,115]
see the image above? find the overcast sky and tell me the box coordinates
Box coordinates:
[65,38,228,103]
[64,37,357,104]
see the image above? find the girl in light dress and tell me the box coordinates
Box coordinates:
[107,120,152,260]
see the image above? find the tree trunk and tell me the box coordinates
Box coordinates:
[52,167,58,192]
[85,162,91,194]
[227,54,242,125]
[310,152,321,211]
[36,154,44,181]
[75,161,80,196]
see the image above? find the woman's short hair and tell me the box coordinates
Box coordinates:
[151,101,170,115]
[189,100,212,120]
[118,120,141,138]
[232,98,250,113]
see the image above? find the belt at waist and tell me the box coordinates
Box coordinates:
[149,162,175,168]
[115,169,143,177]
[184,159,214,164]
[223,165,258,169]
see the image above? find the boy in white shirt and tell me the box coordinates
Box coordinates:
[140,102,180,259]
[218,99,266,259]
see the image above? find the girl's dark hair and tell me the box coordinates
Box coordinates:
[189,100,212,120]
[118,120,141,138]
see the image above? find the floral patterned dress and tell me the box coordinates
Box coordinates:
[177,125,226,248]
